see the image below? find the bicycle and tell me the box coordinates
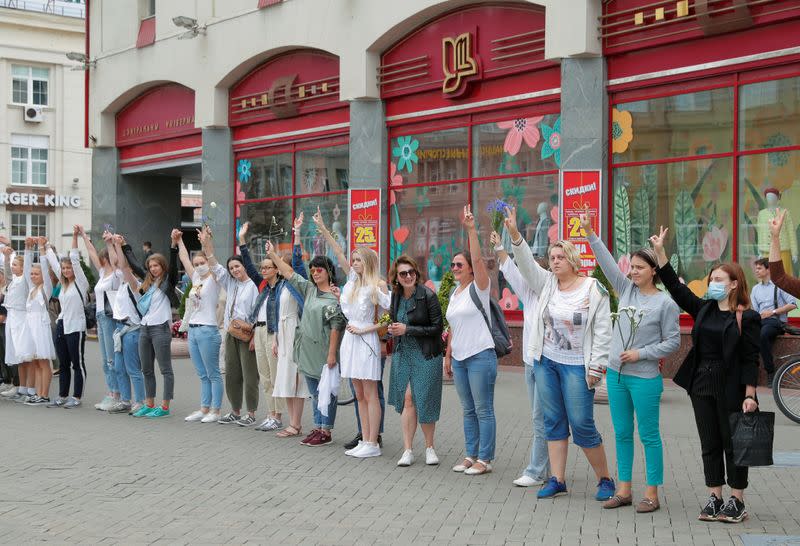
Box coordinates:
[772,352,800,424]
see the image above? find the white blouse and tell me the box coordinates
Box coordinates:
[58,249,91,334]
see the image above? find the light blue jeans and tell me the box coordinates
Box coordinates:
[304,374,337,430]
[523,363,550,480]
[114,324,144,404]
[188,325,223,410]
[452,348,497,461]
[96,311,118,394]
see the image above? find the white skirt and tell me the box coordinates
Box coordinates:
[25,310,56,361]
[339,321,382,380]
[5,308,32,365]
[272,314,310,398]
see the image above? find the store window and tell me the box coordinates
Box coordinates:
[611,71,800,294]
[11,134,48,186]
[234,140,349,277]
[389,110,561,307]
[10,213,47,254]
[11,65,49,106]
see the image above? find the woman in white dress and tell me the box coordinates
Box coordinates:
[23,237,57,405]
[1,239,33,401]
[314,209,390,458]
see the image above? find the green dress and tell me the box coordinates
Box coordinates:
[286,273,346,380]
[388,296,443,423]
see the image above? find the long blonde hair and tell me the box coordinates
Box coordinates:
[348,247,381,305]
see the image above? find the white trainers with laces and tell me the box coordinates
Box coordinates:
[513,475,544,487]
[397,449,415,467]
[425,447,440,465]
[201,411,220,423]
[95,396,114,411]
[185,410,206,422]
[345,441,365,457]
[352,442,382,458]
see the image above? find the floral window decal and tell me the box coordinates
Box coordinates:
[496,116,543,156]
[392,135,420,173]
[540,116,562,167]
[612,109,634,154]
[237,159,252,183]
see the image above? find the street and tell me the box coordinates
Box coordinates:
[2,340,800,545]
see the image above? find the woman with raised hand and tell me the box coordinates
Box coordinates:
[507,206,615,501]
[22,237,57,405]
[767,209,800,298]
[314,208,390,458]
[200,226,260,427]
[48,225,91,409]
[650,226,759,524]
[121,230,179,418]
[489,230,550,488]
[79,227,122,411]
[0,240,32,402]
[266,219,346,447]
[445,204,498,476]
[581,214,680,512]
[387,254,444,467]
[176,228,224,424]
[106,234,146,415]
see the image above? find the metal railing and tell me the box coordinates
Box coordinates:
[0,0,85,19]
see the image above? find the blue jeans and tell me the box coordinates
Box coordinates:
[188,325,223,410]
[114,324,144,404]
[535,356,602,448]
[523,363,550,480]
[304,374,337,430]
[452,348,497,461]
[96,312,118,393]
[352,356,385,434]
[607,370,664,485]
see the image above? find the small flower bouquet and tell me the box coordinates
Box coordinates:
[377,312,391,338]
[610,306,646,380]
[486,199,510,233]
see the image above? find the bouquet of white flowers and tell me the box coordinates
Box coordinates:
[610,306,646,379]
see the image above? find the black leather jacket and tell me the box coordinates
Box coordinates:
[390,284,444,359]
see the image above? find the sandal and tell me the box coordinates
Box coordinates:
[603,494,633,509]
[452,457,475,472]
[464,459,492,476]
[636,498,660,513]
[276,425,302,438]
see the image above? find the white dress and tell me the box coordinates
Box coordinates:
[339,270,391,380]
[25,286,56,360]
[271,287,309,398]
[4,251,31,365]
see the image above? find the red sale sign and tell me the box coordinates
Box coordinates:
[349,189,381,259]
[559,170,602,274]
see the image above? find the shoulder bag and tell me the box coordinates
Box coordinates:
[227,283,254,342]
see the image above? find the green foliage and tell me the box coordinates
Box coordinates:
[674,190,698,274]
[669,253,680,275]
[79,256,96,293]
[631,187,650,250]
[437,270,456,330]
[613,185,631,257]
[178,280,192,318]
[591,264,618,313]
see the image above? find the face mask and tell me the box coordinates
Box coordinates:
[706,281,728,301]
[195,264,210,277]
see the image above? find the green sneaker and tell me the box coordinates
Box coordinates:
[146,407,170,419]
[132,405,155,418]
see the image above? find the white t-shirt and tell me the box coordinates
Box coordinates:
[94,267,121,311]
[499,257,538,366]
[542,279,591,366]
[187,271,222,326]
[112,282,141,326]
[446,280,495,361]
[137,281,172,326]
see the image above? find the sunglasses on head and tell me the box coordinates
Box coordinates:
[397,270,416,279]
[451,262,465,270]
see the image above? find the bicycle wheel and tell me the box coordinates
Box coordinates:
[773,358,800,424]
[336,376,355,406]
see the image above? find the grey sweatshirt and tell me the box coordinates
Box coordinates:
[588,234,681,378]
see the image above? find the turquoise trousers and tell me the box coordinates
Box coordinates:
[607,370,664,486]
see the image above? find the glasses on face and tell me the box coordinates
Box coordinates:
[261,265,276,270]
[451,262,465,270]
[397,270,416,279]
[310,267,326,275]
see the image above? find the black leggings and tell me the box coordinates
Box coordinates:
[55,320,86,399]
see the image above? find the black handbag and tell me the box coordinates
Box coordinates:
[729,410,775,467]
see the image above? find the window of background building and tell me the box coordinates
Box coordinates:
[389,108,560,309]
[11,65,49,106]
[234,138,349,278]
[11,135,48,186]
[10,213,47,255]
[610,69,800,296]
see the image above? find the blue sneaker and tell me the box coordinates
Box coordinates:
[537,477,567,499]
[596,477,616,501]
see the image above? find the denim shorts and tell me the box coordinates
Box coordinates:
[534,355,602,448]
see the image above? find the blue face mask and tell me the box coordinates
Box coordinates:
[706,281,728,301]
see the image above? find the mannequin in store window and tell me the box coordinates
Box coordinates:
[758,188,797,274]
[532,202,553,258]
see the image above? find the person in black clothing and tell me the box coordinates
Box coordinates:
[650,226,760,524]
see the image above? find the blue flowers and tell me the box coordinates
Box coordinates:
[486,199,510,214]
[392,136,420,174]
[487,199,510,232]
[237,159,252,183]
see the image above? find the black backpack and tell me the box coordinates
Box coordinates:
[468,284,513,358]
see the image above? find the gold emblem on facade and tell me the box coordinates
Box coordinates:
[442,32,478,95]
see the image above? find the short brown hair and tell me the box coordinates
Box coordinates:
[754,258,769,269]
[389,254,422,287]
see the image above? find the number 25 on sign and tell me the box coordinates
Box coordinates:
[354,225,376,244]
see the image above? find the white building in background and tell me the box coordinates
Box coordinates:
[0,0,90,253]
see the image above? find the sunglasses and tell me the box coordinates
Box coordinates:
[450,262,465,270]
[310,267,328,275]
[397,270,416,279]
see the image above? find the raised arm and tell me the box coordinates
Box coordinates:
[506,206,549,295]
[313,207,350,275]
[115,236,139,288]
[768,209,800,298]
[582,212,631,294]
[2,246,12,280]
[293,243,308,279]
[168,229,180,288]
[462,204,489,291]
[492,230,531,298]
[71,247,90,294]
[78,225,102,272]
[23,238,33,286]
[39,239,53,297]
[103,231,119,269]
[237,222,264,286]
[265,240,294,280]
[175,231,194,278]
[198,225,219,269]
[650,226,705,317]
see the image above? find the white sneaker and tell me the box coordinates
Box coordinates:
[185,410,206,422]
[345,441,365,456]
[352,442,382,458]
[1,386,18,397]
[397,449,415,467]
[513,475,544,487]
[425,447,440,465]
[95,396,114,411]
[200,411,220,423]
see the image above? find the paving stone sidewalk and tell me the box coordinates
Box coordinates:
[1,341,799,545]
